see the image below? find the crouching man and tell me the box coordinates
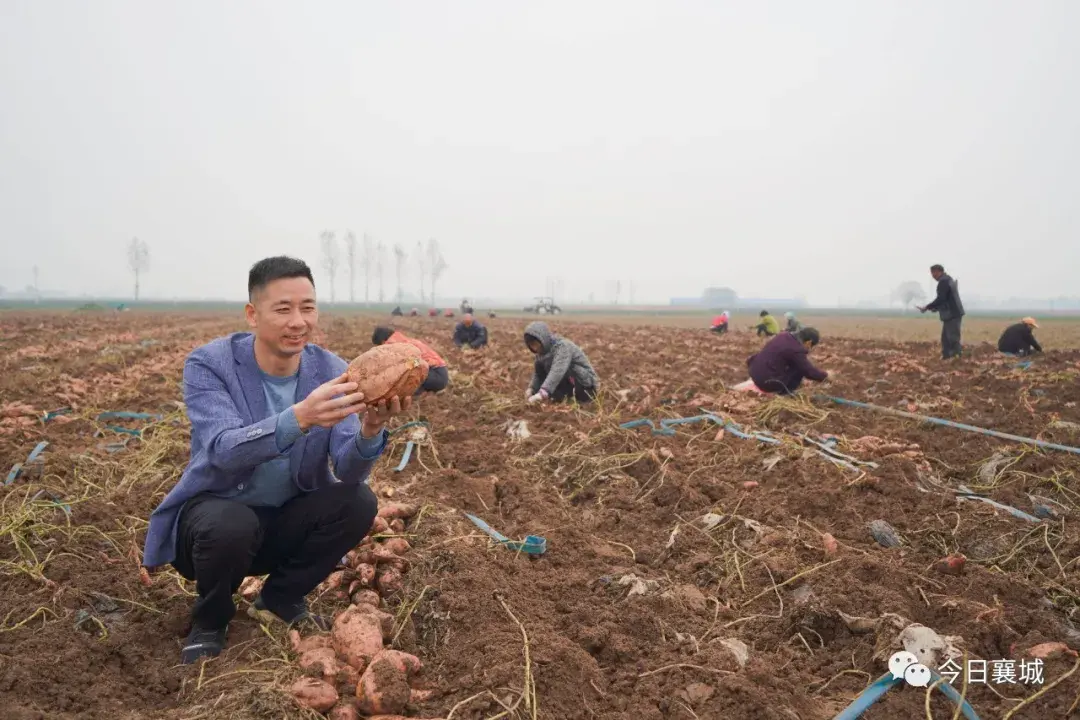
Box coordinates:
[747,326,830,395]
[453,313,489,349]
[371,326,450,394]
[523,321,599,403]
[142,256,410,664]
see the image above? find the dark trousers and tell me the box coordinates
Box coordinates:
[753,373,803,396]
[941,318,963,359]
[550,376,597,403]
[756,324,775,337]
[711,325,728,335]
[418,365,449,394]
[172,481,378,630]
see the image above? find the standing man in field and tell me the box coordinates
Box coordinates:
[918,264,965,360]
[142,256,410,664]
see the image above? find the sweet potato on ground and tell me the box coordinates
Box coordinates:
[377,502,418,520]
[290,677,339,712]
[351,589,382,607]
[389,519,406,533]
[381,537,411,556]
[355,563,377,586]
[332,605,386,671]
[329,702,360,720]
[371,516,391,534]
[299,647,340,680]
[355,652,412,715]
[376,567,404,596]
[289,631,332,655]
[350,602,395,637]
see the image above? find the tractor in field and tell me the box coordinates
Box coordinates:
[523,297,562,314]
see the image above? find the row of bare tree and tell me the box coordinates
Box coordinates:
[123,234,449,306]
[320,232,447,305]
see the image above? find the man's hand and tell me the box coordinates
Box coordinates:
[916,305,927,313]
[527,388,549,404]
[293,374,366,430]
[359,396,412,438]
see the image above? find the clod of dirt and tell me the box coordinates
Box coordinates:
[838,610,877,635]
[290,676,339,712]
[679,682,715,706]
[715,637,750,668]
[662,584,708,613]
[699,512,727,530]
[867,519,902,548]
[892,622,964,669]
[352,589,382,607]
[615,573,658,598]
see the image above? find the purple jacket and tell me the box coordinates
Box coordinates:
[141,332,387,568]
[747,332,828,386]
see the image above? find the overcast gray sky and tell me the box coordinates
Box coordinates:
[1,1,1077,305]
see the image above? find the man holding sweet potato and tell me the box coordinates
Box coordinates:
[142,256,410,664]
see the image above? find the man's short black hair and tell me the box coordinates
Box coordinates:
[248,256,315,299]
[795,327,821,346]
[372,326,394,345]
[760,310,769,317]
[930,264,945,273]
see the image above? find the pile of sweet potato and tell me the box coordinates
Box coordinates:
[289,502,442,719]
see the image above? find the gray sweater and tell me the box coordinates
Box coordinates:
[525,321,599,395]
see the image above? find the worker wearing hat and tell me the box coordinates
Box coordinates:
[997,317,1043,356]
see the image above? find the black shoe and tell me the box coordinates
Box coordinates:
[181,625,227,664]
[250,595,331,632]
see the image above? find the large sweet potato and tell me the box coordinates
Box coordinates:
[346,344,429,405]
[355,652,412,716]
[376,567,404,596]
[332,605,386,671]
[329,702,360,720]
[290,677,339,712]
[381,537,411,556]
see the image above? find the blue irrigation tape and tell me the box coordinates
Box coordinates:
[818,395,1080,457]
[42,408,71,422]
[394,441,415,472]
[956,492,1041,523]
[390,420,430,435]
[5,441,48,485]
[105,425,144,437]
[833,671,980,720]
[463,512,547,555]
[96,411,163,421]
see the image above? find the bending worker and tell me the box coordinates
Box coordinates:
[711,311,730,334]
[754,310,780,337]
[784,312,803,333]
[998,317,1042,356]
[453,313,489,349]
[747,327,829,395]
[523,321,599,404]
[371,327,450,393]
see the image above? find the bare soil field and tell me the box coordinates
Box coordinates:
[3,310,1080,720]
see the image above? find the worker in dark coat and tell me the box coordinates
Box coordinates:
[747,327,829,395]
[453,314,488,349]
[918,264,965,359]
[998,317,1042,356]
